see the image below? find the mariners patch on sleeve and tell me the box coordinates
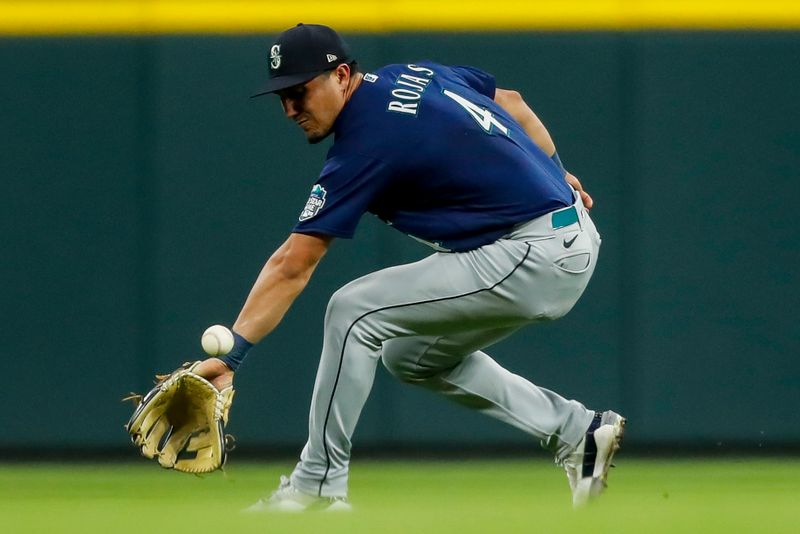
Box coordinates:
[299,184,327,221]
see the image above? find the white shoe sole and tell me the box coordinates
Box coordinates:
[242,499,305,513]
[242,497,352,513]
[573,414,626,507]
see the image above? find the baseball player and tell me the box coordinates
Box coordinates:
[194,23,625,510]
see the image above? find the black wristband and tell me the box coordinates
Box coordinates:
[219,331,254,371]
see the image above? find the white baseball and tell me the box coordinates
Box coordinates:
[201,325,235,356]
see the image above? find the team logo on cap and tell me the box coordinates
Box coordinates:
[299,184,327,221]
[270,45,281,70]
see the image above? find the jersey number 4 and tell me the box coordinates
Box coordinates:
[443,89,509,136]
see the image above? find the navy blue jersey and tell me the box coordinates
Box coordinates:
[293,62,573,252]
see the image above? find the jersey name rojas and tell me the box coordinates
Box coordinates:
[387,64,435,116]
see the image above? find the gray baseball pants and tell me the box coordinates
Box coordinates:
[291,194,600,497]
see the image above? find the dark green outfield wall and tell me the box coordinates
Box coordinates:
[1,32,798,451]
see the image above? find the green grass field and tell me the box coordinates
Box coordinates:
[1,458,797,533]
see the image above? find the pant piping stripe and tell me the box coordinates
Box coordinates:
[317,244,532,496]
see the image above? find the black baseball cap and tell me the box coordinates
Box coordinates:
[251,23,353,97]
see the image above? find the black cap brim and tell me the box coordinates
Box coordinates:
[250,69,329,98]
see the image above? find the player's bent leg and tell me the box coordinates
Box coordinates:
[290,240,537,497]
[381,334,594,454]
[289,212,605,501]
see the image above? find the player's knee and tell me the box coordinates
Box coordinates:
[323,285,388,354]
[326,272,381,318]
[382,353,406,380]
[382,354,437,384]
[382,354,418,383]
[324,283,360,327]
[325,285,347,314]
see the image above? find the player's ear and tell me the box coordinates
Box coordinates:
[334,63,351,85]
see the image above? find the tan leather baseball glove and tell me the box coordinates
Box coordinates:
[125,361,235,474]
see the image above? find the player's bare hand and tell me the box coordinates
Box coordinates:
[193,358,234,390]
[565,172,593,210]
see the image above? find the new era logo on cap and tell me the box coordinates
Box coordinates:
[251,23,354,97]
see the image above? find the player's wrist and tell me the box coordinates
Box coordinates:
[219,331,254,372]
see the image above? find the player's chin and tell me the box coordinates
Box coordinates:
[305,127,333,145]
